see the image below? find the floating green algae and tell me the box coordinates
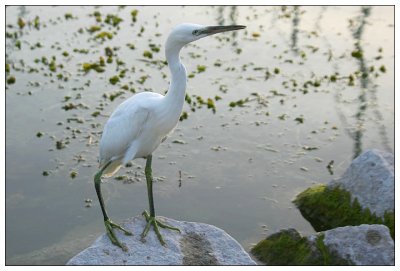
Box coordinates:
[7,76,16,85]
[104,14,123,27]
[82,61,105,73]
[95,31,113,40]
[109,75,120,85]
[143,50,153,59]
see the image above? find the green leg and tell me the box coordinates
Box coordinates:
[141,155,181,245]
[94,162,132,251]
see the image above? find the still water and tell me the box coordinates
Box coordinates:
[6,6,394,264]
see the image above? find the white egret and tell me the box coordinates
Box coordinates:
[94,23,246,249]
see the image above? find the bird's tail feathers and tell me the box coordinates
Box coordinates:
[100,160,122,178]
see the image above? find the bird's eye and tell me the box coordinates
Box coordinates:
[192,30,199,36]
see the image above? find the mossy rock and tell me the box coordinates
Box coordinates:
[251,229,350,265]
[293,184,394,239]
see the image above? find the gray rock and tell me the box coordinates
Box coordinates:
[67,216,256,265]
[323,224,394,265]
[252,224,394,265]
[328,149,394,218]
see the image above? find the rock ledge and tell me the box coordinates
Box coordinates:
[67,216,256,265]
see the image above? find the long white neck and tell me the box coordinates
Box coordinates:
[163,39,187,116]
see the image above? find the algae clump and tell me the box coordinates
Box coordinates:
[95,31,113,40]
[82,62,105,73]
[7,76,16,85]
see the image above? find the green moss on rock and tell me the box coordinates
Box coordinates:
[251,229,315,265]
[251,229,350,265]
[293,184,394,239]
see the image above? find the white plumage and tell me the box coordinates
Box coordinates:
[99,91,182,177]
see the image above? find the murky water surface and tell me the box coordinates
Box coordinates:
[6,6,394,264]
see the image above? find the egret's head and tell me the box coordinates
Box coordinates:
[166,23,246,48]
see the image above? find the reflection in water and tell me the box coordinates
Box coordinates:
[315,6,393,159]
[290,6,300,54]
[318,8,367,159]
[351,7,370,158]
[17,5,28,18]
[314,6,327,32]
[271,6,303,55]
[216,6,239,46]
[349,7,392,158]
[216,6,238,26]
[5,6,28,55]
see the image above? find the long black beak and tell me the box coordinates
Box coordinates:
[198,25,246,36]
